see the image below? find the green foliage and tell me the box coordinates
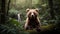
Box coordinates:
[0,18,29,34]
[8,18,20,26]
[9,8,19,15]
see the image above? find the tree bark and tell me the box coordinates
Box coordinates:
[0,0,6,24]
[0,0,10,24]
[48,0,55,19]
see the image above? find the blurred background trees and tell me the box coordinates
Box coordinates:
[0,0,60,34]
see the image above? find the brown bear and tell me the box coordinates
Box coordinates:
[24,8,41,31]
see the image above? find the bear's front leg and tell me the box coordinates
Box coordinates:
[24,22,29,30]
[24,18,29,30]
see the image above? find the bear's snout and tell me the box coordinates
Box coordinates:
[31,15,34,17]
[31,13,35,17]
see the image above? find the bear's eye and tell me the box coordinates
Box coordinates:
[29,12,31,15]
[33,12,37,16]
[33,12,36,15]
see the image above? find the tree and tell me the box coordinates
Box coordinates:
[0,0,6,24]
[48,0,55,19]
[0,0,10,24]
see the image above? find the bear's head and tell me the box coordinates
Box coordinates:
[26,8,39,20]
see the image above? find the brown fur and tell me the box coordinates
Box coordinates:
[24,8,41,31]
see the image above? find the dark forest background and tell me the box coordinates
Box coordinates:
[0,0,60,34]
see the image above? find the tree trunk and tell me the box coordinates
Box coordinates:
[0,0,6,24]
[0,0,10,24]
[48,0,55,19]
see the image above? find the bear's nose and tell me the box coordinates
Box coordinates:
[31,13,34,17]
[32,15,34,17]
[31,13,34,15]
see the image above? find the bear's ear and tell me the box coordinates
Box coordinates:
[35,8,39,12]
[26,8,30,12]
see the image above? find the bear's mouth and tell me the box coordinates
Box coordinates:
[29,16,37,20]
[31,15,37,18]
